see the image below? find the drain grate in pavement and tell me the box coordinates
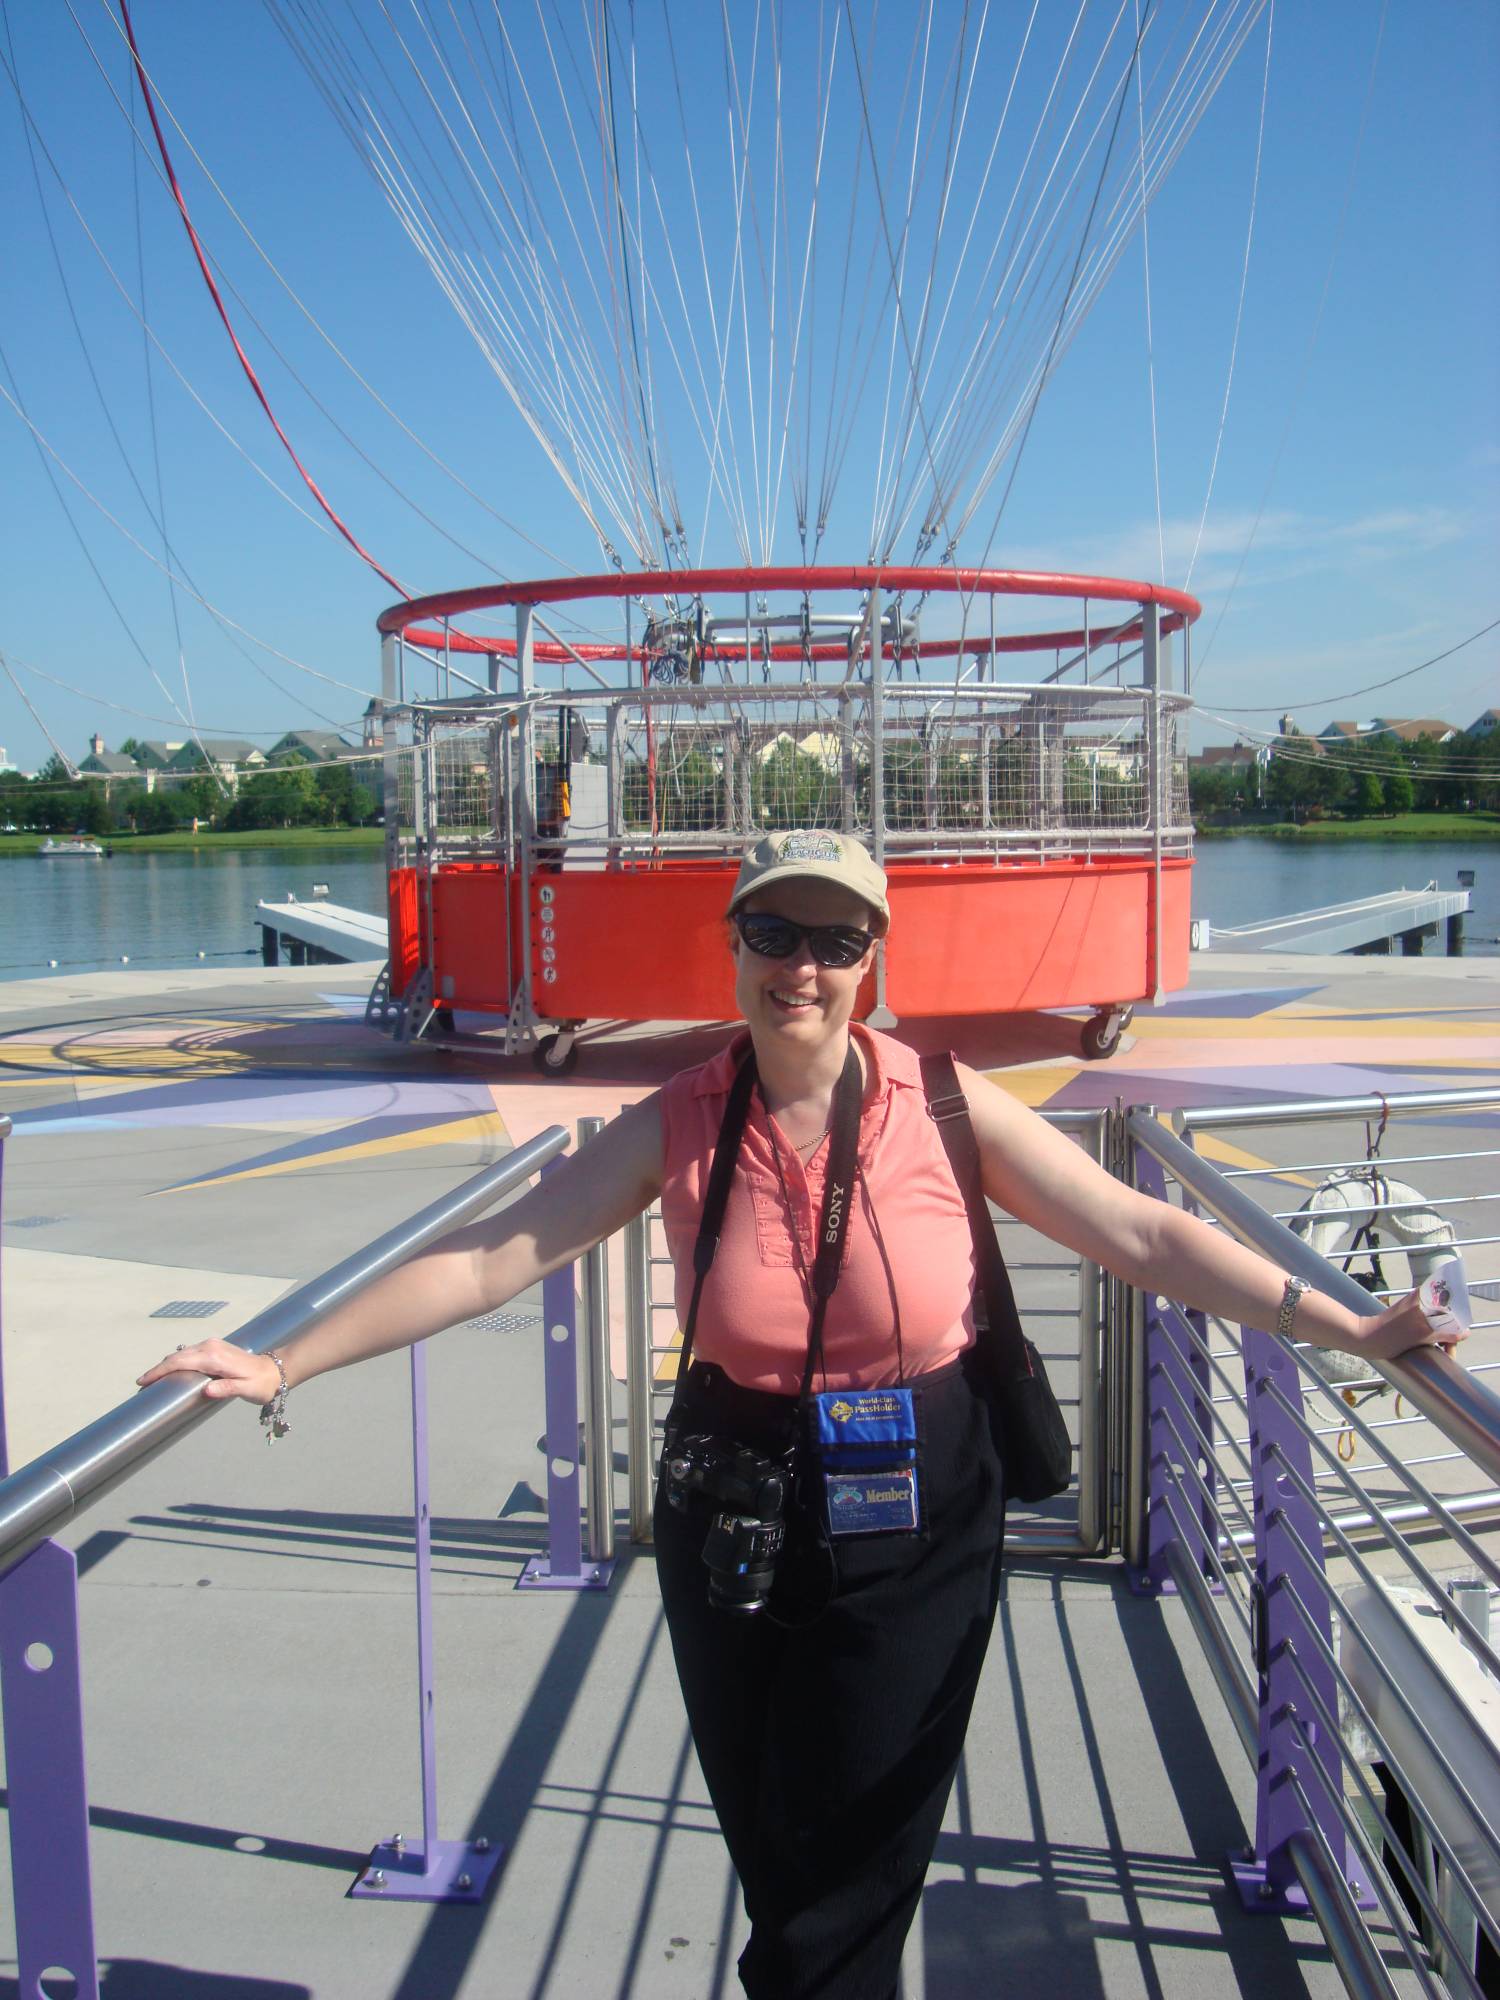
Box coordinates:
[150,1300,229,1320]
[7,1216,64,1229]
[468,1309,541,1334]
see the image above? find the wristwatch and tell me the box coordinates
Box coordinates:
[1276,1275,1311,1339]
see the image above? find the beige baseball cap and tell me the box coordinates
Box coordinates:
[728,830,890,930]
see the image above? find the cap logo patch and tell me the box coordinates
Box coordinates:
[777,831,840,863]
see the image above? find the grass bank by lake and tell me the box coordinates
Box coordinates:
[1195,813,1500,842]
[0,826,384,857]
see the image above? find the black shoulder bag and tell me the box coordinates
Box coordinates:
[920,1052,1073,1504]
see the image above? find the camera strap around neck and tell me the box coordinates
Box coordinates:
[678,1041,864,1399]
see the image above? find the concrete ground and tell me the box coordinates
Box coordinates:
[1,950,1497,1998]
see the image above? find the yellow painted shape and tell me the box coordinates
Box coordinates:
[1131,1011,1497,1042]
[980,1065,1079,1107]
[655,1328,684,1385]
[155,1110,509,1194]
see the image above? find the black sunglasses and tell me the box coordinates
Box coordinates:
[733,909,874,969]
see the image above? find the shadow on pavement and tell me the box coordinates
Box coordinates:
[0,1789,367,1877]
[923,1880,1106,1999]
[0,1965,309,1999]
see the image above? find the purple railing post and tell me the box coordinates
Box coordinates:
[1130,1144,1218,1596]
[0,1113,10,1480]
[352,1336,505,1903]
[1232,1322,1362,1911]
[517,1159,611,1592]
[0,1538,102,1999]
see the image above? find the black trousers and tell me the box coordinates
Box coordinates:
[654,1353,1007,2000]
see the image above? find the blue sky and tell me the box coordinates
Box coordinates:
[1,0,1495,774]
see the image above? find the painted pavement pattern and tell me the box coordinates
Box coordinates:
[0,953,1496,1998]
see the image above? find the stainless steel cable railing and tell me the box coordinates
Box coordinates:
[0,1126,569,1584]
[1129,1105,1500,2000]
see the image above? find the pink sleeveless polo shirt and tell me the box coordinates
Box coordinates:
[658,1026,978,1394]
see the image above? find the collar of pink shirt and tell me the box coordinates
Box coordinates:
[689,1022,924,1106]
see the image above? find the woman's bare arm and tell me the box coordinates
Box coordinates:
[955,1063,1456,1365]
[137,1094,665,1405]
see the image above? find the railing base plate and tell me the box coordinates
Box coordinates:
[351,1837,505,1903]
[516,1554,615,1591]
[1229,1851,1373,1916]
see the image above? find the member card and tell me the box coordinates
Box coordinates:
[823,1465,919,1536]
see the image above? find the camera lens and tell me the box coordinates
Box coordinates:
[702,1512,784,1615]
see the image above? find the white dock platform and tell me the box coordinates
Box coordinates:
[1200,883,1470,956]
[256,897,387,965]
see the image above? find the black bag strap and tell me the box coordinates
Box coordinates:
[677,1043,863,1393]
[920,1051,1035,1385]
[677,1050,759,1380]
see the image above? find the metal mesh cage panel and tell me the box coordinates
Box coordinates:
[386,682,1190,865]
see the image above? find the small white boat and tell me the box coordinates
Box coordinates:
[40,836,106,856]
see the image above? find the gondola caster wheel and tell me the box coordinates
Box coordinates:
[1081,1006,1132,1061]
[531,1031,579,1078]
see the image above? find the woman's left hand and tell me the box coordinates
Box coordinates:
[1349,1288,1466,1365]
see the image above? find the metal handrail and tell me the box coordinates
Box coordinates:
[0,1125,570,1582]
[1127,1111,1500,1488]
[1174,1086,1500,1133]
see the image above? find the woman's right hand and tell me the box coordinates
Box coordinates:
[137,1340,283,1406]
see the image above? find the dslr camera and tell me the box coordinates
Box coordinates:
[661,1429,793,1615]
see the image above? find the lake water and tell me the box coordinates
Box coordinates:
[0,847,388,983]
[1190,839,1497,955]
[0,838,1493,985]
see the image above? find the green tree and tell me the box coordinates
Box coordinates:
[1266,748,1320,822]
[113,781,148,831]
[1385,766,1414,813]
[225,764,323,830]
[182,775,223,823]
[313,761,376,826]
[76,783,113,835]
[1311,756,1352,817]
[137,790,182,833]
[749,739,839,829]
[1353,769,1384,816]
[1189,765,1234,814]
[985,736,1035,828]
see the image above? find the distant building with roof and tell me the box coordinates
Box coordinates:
[166,739,268,780]
[78,734,148,791]
[1273,717,1324,757]
[267,729,354,764]
[1314,717,1457,748]
[1468,709,1499,737]
[1368,717,1457,745]
[78,728,138,772]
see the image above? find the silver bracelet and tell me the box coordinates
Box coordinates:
[260,1352,291,1443]
[1276,1275,1311,1340]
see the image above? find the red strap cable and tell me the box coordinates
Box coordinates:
[117,0,409,600]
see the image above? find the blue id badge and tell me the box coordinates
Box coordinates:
[824,1465,919,1535]
[812,1387,920,1538]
